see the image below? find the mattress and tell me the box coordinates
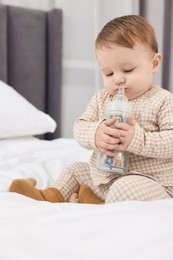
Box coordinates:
[0,137,173,260]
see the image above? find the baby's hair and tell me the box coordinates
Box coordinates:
[95,15,158,53]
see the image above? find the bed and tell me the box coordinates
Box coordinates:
[0,5,173,260]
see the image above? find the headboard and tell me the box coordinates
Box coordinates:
[0,5,62,140]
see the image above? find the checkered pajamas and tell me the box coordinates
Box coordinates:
[52,162,171,202]
[53,86,173,202]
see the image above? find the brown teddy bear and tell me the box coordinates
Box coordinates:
[8,178,104,204]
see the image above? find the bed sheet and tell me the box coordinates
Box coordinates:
[0,194,173,260]
[0,137,173,260]
[0,137,91,191]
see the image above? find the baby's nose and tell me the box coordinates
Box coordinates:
[114,74,125,85]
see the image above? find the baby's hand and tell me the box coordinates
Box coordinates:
[95,117,120,157]
[113,113,135,151]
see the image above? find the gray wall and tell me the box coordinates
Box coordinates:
[0,0,142,137]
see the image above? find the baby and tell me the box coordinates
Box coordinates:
[8,15,173,203]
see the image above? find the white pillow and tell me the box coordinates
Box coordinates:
[0,80,57,138]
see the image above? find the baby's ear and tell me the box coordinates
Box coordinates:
[153,53,162,72]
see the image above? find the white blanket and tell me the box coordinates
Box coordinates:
[0,137,91,191]
[0,138,173,260]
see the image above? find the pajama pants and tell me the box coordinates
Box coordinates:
[52,162,172,203]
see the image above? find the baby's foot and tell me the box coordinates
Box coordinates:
[68,193,79,203]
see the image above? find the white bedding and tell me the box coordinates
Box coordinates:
[0,137,173,260]
[0,137,91,191]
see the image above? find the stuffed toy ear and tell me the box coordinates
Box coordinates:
[8,178,64,202]
[78,185,104,204]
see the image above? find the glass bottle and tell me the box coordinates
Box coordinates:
[97,85,131,174]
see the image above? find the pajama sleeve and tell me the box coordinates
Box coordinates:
[126,95,173,159]
[73,90,107,150]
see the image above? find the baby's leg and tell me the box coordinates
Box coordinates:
[106,174,171,203]
[8,163,84,203]
[52,162,104,204]
[8,162,104,204]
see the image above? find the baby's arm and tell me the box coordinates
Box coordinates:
[74,90,136,153]
[74,91,104,150]
[126,97,173,159]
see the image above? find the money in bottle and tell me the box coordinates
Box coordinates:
[97,85,131,174]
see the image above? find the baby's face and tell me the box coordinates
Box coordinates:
[96,42,161,100]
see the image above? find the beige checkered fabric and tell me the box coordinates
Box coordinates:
[52,162,109,201]
[53,86,173,202]
[106,175,171,202]
[52,162,171,202]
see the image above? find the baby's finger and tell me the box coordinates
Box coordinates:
[104,117,117,127]
[127,113,135,126]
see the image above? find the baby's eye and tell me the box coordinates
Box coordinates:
[105,72,113,77]
[123,68,135,73]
